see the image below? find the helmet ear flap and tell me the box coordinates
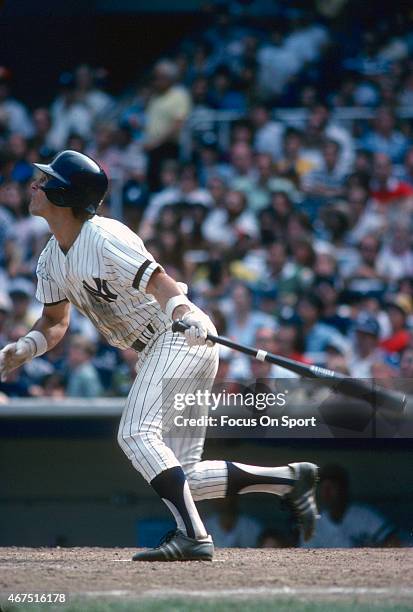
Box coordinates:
[42,186,67,207]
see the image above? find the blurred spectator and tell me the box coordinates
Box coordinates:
[276,322,307,363]
[121,83,150,142]
[225,283,275,347]
[2,179,49,275]
[301,139,347,202]
[202,189,258,249]
[316,277,352,336]
[74,64,113,120]
[197,143,231,187]
[302,464,400,548]
[359,107,410,164]
[141,163,212,240]
[92,333,123,391]
[261,191,293,240]
[297,293,349,360]
[234,152,274,212]
[48,72,92,150]
[144,60,191,191]
[111,348,139,396]
[304,103,355,175]
[228,141,256,184]
[400,346,413,379]
[117,121,147,182]
[401,147,413,186]
[205,496,261,548]
[350,235,382,281]
[258,241,307,304]
[345,184,386,246]
[8,278,37,328]
[66,335,103,398]
[370,153,413,206]
[380,294,412,354]
[343,31,389,77]
[348,311,384,378]
[8,134,33,183]
[0,292,12,345]
[66,133,87,153]
[0,186,21,276]
[208,66,247,112]
[230,119,253,146]
[0,363,33,397]
[376,223,413,281]
[250,103,283,161]
[257,26,301,98]
[37,373,66,398]
[86,123,120,178]
[0,67,33,138]
[329,73,379,108]
[31,108,53,151]
[277,127,315,179]
[398,72,413,107]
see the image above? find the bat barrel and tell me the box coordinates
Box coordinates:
[334,378,406,414]
[171,320,406,414]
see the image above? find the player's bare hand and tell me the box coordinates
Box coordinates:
[0,339,35,382]
[180,310,215,347]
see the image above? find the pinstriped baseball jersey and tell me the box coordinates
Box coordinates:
[35,215,169,349]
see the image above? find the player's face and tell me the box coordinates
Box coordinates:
[29,173,53,218]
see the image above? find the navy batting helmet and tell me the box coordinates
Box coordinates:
[33,150,108,214]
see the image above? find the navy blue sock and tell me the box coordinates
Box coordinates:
[226,462,295,496]
[151,466,207,539]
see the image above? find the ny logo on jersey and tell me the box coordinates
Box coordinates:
[82,278,118,303]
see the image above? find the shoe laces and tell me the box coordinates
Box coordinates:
[156,529,179,548]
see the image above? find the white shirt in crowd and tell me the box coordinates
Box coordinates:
[202,208,259,246]
[205,514,261,548]
[302,503,394,548]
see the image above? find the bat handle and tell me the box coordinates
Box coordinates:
[172,320,189,334]
[172,319,222,347]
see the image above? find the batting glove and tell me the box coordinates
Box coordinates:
[180,309,216,348]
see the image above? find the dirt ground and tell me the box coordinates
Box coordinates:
[0,547,412,605]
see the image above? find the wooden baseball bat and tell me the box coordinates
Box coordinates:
[172,320,406,414]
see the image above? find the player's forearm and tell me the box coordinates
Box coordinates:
[147,270,190,318]
[32,315,69,352]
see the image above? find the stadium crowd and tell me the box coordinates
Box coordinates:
[1,2,413,400]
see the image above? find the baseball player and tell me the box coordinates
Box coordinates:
[0,150,318,561]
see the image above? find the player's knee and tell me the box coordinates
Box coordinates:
[117,427,130,456]
[117,428,158,466]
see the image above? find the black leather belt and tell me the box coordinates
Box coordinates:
[131,323,155,352]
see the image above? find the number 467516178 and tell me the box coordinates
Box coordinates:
[7,593,66,603]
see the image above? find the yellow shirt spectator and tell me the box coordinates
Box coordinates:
[146,85,191,144]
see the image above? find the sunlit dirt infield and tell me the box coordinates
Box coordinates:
[0,547,412,607]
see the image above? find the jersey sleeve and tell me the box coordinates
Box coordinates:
[102,235,163,293]
[35,243,67,305]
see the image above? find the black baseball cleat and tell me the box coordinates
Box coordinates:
[132,529,214,562]
[284,462,319,542]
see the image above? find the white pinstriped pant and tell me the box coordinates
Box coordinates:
[117,329,228,501]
